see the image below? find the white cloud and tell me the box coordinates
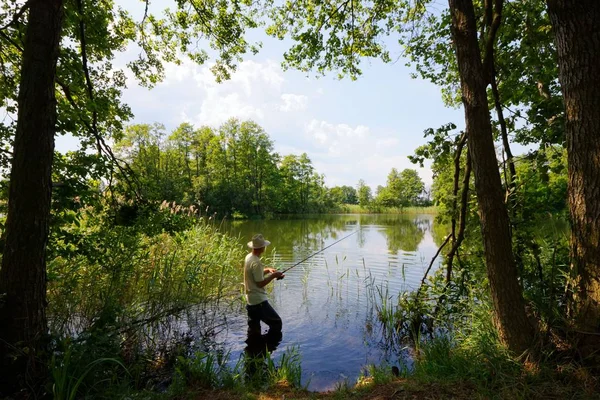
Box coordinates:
[191,60,285,126]
[304,119,432,188]
[122,58,288,128]
[305,119,371,156]
[162,60,195,85]
[112,54,434,190]
[278,93,308,112]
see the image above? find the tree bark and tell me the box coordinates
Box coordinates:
[0,0,64,395]
[546,0,600,337]
[448,0,534,354]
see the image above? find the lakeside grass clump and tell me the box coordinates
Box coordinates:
[48,206,245,337]
[46,203,251,398]
[341,204,438,214]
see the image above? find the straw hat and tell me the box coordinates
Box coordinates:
[247,234,271,249]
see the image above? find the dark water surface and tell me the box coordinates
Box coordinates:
[216,214,444,391]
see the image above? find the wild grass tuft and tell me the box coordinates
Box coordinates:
[170,349,243,395]
[265,345,303,388]
[341,204,438,214]
[51,349,129,400]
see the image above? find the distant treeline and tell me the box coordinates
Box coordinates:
[111,118,428,218]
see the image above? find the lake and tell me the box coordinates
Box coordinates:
[216,213,444,391]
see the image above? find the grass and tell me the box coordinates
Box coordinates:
[46,204,248,399]
[51,349,129,400]
[47,210,245,337]
[165,345,305,399]
[341,204,438,214]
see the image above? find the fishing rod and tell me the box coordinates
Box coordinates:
[278,229,359,275]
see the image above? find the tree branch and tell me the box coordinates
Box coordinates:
[188,0,238,51]
[446,145,471,282]
[316,0,351,35]
[76,0,97,148]
[450,132,467,240]
[416,234,451,299]
[482,0,503,85]
[73,0,144,201]
[0,29,24,52]
[138,0,150,57]
[491,65,516,199]
[1,0,142,201]
[0,0,31,31]
[350,0,354,68]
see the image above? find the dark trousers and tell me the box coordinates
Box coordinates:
[246,300,282,339]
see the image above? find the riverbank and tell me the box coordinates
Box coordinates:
[185,370,597,400]
[188,379,477,399]
[339,205,438,214]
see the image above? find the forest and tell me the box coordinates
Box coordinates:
[0,0,599,399]
[109,119,427,217]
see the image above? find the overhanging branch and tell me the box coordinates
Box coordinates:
[0,0,31,32]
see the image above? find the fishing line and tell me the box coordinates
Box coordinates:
[278,229,359,276]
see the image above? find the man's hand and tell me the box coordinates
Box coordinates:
[272,271,285,280]
[256,270,285,288]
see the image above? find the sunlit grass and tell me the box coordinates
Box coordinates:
[341,205,438,214]
[168,345,304,396]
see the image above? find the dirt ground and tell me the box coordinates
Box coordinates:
[188,378,480,400]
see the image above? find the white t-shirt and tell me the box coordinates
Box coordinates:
[244,252,268,305]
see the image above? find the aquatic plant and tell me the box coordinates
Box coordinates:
[51,348,129,400]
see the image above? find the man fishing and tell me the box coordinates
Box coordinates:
[244,234,285,338]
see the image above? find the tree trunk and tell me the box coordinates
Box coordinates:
[448,0,534,354]
[546,0,600,338]
[0,0,64,395]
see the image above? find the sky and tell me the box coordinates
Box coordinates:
[56,0,466,190]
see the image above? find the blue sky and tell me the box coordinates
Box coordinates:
[56,0,466,190]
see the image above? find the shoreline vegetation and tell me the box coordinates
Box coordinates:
[337,205,438,215]
[42,205,593,399]
[232,205,439,220]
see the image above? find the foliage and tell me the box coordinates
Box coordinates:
[47,204,244,336]
[171,350,238,392]
[356,179,372,208]
[341,204,438,215]
[403,1,562,148]
[0,0,265,158]
[0,0,593,394]
[513,146,568,221]
[113,119,347,217]
[329,185,359,205]
[169,346,303,395]
[112,118,415,217]
[264,345,303,388]
[374,168,425,208]
[265,0,407,79]
[356,363,398,388]
[51,344,129,400]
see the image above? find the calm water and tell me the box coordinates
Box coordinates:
[216,214,444,391]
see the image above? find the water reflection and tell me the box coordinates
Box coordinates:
[228,214,440,259]
[380,216,427,253]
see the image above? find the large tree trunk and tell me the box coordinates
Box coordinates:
[448,0,534,354]
[546,0,600,339]
[0,0,64,395]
